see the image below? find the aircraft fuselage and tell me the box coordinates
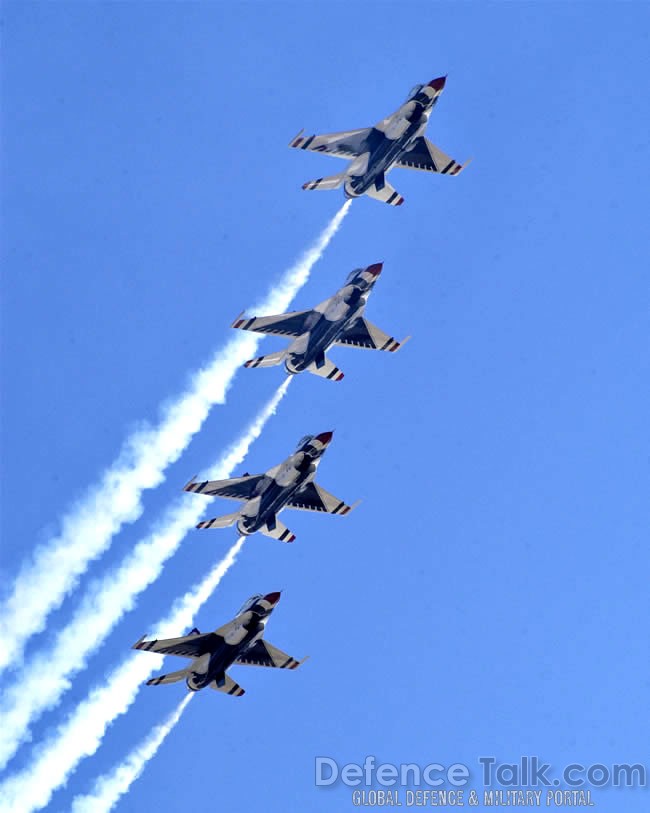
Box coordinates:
[235,452,319,536]
[285,285,367,374]
[186,611,266,691]
[344,97,431,198]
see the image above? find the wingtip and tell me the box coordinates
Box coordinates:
[343,499,362,515]
[132,635,147,650]
[183,474,199,492]
[397,335,412,351]
[231,310,246,329]
[289,128,305,147]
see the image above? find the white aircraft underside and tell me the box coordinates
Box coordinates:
[290,76,470,206]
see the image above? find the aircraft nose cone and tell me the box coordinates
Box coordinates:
[366,263,383,277]
[428,75,447,91]
[263,591,281,605]
[314,431,334,445]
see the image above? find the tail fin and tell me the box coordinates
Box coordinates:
[365,180,404,206]
[146,668,188,687]
[259,516,296,543]
[306,355,344,382]
[197,510,240,530]
[302,173,346,191]
[244,350,287,369]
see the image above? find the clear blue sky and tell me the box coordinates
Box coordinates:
[1,2,649,811]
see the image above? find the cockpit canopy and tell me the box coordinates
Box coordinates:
[407,83,423,100]
[345,268,363,284]
[296,434,314,449]
[237,594,263,614]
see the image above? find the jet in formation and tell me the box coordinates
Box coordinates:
[133,592,306,696]
[184,431,358,542]
[289,76,469,206]
[233,262,409,381]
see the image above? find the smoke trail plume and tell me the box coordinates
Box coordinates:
[0,537,246,813]
[0,379,290,770]
[70,694,193,813]
[0,200,350,675]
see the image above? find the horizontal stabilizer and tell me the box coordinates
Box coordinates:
[146,668,188,687]
[259,517,295,543]
[365,180,404,206]
[197,510,240,530]
[244,350,287,369]
[210,673,245,697]
[302,173,346,191]
[306,355,344,382]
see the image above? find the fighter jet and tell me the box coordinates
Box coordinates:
[232,262,409,381]
[289,76,470,206]
[132,592,306,696]
[184,431,358,542]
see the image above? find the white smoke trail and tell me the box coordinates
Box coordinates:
[70,694,193,813]
[0,200,351,675]
[0,379,290,770]
[0,536,246,813]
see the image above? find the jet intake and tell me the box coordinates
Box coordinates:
[342,287,363,306]
[405,103,425,124]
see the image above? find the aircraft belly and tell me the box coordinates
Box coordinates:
[257,476,312,524]
[297,321,343,369]
[205,628,256,684]
[356,127,420,192]
[223,623,248,646]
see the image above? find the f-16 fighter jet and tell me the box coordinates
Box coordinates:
[184,431,358,542]
[289,76,469,206]
[132,592,306,696]
[233,263,409,381]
